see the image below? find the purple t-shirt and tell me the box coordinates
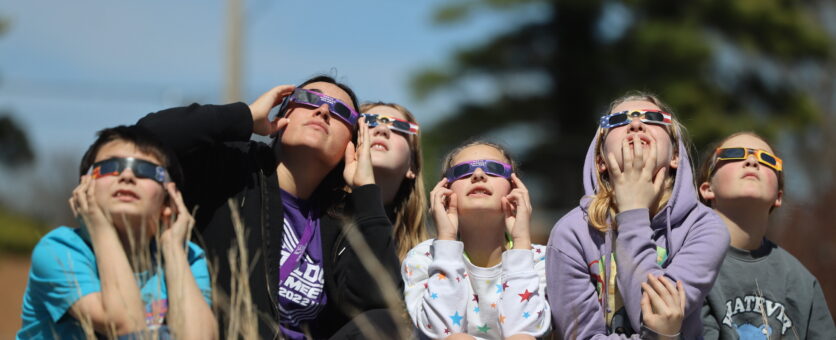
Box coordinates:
[278,189,326,339]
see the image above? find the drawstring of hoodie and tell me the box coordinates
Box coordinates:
[664,206,673,267]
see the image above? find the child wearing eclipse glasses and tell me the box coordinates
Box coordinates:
[17,125,216,340]
[697,132,835,338]
[546,92,729,339]
[402,140,551,339]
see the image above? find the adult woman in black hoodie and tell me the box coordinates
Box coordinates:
[137,76,402,339]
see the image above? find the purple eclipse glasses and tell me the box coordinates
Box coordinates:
[444,159,512,182]
[274,88,360,126]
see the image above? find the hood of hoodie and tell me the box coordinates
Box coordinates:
[580,130,699,236]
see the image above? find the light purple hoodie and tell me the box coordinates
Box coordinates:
[546,133,729,339]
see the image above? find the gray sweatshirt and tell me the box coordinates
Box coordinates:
[701,239,835,339]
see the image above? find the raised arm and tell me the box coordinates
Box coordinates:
[328,119,402,312]
[160,185,218,340]
[68,176,145,336]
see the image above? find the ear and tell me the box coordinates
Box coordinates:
[596,155,607,173]
[405,168,416,180]
[698,181,715,203]
[669,150,680,169]
[773,189,783,208]
[161,205,173,220]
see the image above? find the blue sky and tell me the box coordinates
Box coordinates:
[0,1,510,155]
[0,1,512,209]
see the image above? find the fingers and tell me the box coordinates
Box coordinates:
[272,117,289,134]
[646,274,677,314]
[501,196,512,217]
[357,116,371,155]
[447,192,458,215]
[69,176,86,217]
[251,84,295,135]
[677,280,686,313]
[504,190,530,216]
[76,176,91,213]
[632,135,644,167]
[256,85,295,109]
[605,152,622,178]
[511,174,532,211]
[430,178,450,212]
[645,135,658,175]
[510,173,527,191]
[658,275,679,300]
[344,141,357,163]
[165,183,184,216]
[641,291,652,317]
[622,137,635,171]
[641,281,667,313]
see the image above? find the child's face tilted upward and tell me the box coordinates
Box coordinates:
[700,134,782,210]
[448,144,512,214]
[600,100,679,174]
[366,105,415,180]
[92,140,168,233]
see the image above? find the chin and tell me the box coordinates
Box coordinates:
[459,200,503,213]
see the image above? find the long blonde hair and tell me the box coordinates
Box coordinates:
[587,92,689,232]
[360,102,427,260]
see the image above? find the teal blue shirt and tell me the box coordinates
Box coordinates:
[17,226,212,340]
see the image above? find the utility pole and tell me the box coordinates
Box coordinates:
[224,0,244,102]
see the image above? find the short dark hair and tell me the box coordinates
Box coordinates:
[78,125,183,186]
[278,75,360,117]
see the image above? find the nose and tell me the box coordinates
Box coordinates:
[371,123,390,138]
[118,168,137,183]
[314,103,331,123]
[470,168,487,182]
[627,116,646,132]
[743,152,759,168]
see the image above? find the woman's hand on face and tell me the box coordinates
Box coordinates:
[641,274,686,339]
[249,85,295,136]
[430,178,458,241]
[605,135,667,213]
[159,183,194,249]
[68,175,113,233]
[502,174,532,249]
[343,117,375,188]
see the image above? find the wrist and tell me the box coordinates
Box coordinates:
[437,232,457,241]
[161,238,186,254]
[641,324,680,340]
[511,236,531,250]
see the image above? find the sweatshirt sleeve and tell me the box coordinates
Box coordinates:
[136,102,257,213]
[328,184,402,312]
[806,278,836,338]
[546,238,640,339]
[136,102,253,155]
[403,240,470,338]
[613,208,729,334]
[497,246,550,337]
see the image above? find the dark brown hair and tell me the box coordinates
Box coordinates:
[79,125,183,185]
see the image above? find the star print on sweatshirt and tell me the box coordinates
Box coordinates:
[402,239,550,340]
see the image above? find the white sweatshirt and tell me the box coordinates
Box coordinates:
[402,239,550,339]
